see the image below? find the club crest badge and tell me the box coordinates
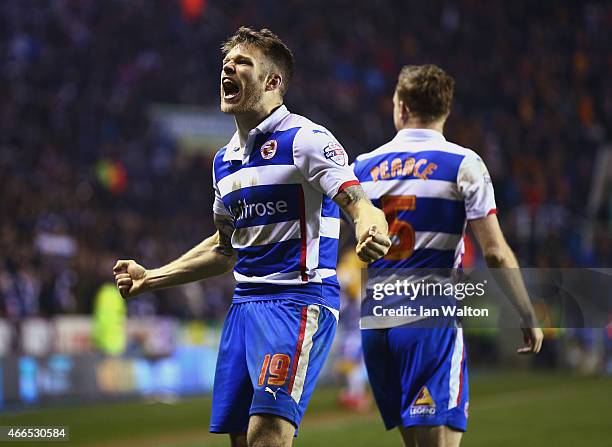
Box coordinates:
[324,141,347,166]
[260,140,277,160]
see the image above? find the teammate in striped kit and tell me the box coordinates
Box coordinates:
[352,65,543,447]
[113,28,390,447]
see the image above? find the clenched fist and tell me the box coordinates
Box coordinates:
[356,224,391,263]
[113,259,147,298]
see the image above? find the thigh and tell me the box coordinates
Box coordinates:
[210,304,253,434]
[229,433,248,447]
[245,300,337,429]
[247,414,295,447]
[399,425,463,447]
[361,328,403,430]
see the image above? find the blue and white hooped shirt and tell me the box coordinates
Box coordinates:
[212,105,359,311]
[353,129,497,328]
[353,128,497,271]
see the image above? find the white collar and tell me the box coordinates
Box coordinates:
[395,128,446,142]
[256,104,290,134]
[223,105,290,162]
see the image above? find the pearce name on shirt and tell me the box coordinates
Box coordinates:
[369,155,439,182]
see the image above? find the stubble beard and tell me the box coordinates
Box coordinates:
[220,81,265,115]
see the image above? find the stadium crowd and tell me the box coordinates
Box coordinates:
[1,0,611,319]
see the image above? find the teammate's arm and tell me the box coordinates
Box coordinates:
[334,184,391,263]
[113,213,236,298]
[468,215,544,354]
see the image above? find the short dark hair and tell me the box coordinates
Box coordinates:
[396,65,455,124]
[222,27,294,96]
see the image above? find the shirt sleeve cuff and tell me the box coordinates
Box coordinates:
[466,208,498,221]
[337,180,360,193]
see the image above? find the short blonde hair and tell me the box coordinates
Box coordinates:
[396,65,455,123]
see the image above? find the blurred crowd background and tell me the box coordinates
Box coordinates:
[1,0,611,322]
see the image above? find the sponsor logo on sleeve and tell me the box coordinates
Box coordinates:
[324,141,347,166]
[478,159,492,183]
[260,140,278,160]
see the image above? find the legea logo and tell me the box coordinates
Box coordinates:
[231,199,288,220]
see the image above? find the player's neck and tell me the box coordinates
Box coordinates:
[234,101,283,147]
[399,118,446,135]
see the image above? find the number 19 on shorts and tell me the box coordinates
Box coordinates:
[258,354,291,386]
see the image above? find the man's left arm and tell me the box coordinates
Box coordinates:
[333,184,390,263]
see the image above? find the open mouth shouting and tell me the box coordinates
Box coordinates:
[222,77,241,103]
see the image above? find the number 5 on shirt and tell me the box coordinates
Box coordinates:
[381,195,416,260]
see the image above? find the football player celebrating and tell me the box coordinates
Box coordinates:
[113,27,390,447]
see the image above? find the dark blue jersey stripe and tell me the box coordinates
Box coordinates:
[223,184,302,229]
[235,239,302,276]
[371,197,466,234]
[354,150,465,183]
[318,237,339,269]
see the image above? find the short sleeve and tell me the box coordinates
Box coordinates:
[211,162,232,217]
[293,127,359,198]
[457,152,497,220]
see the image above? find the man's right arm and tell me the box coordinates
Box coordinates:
[468,214,543,354]
[113,213,236,299]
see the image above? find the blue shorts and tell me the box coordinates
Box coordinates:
[210,299,337,434]
[362,326,469,432]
